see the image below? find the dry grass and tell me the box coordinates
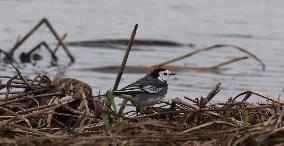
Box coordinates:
[0,69,283,146]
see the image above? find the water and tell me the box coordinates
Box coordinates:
[0,0,284,104]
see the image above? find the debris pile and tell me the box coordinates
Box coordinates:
[0,69,284,145]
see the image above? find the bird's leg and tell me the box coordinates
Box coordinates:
[135,106,139,115]
[136,105,144,115]
[140,105,144,114]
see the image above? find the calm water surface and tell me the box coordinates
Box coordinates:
[0,0,284,104]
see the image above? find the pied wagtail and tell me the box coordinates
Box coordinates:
[113,68,175,108]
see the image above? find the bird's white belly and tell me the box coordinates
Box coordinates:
[120,94,164,107]
[145,97,162,106]
[135,97,162,106]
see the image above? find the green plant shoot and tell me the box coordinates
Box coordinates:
[103,113,110,130]
[258,128,264,146]
[242,110,249,128]
[107,90,117,114]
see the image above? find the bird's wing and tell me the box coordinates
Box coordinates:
[113,76,166,95]
[113,83,145,95]
[121,83,145,92]
[142,85,164,93]
[113,83,163,95]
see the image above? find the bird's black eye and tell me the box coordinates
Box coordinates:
[164,73,167,75]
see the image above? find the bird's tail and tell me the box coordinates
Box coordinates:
[112,91,133,101]
[112,90,131,96]
[112,91,121,96]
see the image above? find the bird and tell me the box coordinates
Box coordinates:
[113,68,175,108]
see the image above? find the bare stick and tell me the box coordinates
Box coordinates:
[8,20,45,58]
[233,90,284,105]
[113,24,138,91]
[113,24,138,116]
[9,123,51,137]
[200,82,221,108]
[0,91,63,106]
[19,42,58,64]
[178,122,214,134]
[0,49,11,62]
[153,44,265,71]
[8,18,74,64]
[25,41,58,62]
[209,56,249,69]
[9,63,35,91]
[53,33,68,53]
[43,18,75,63]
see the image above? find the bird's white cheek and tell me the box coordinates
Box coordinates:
[160,75,173,81]
[158,76,165,82]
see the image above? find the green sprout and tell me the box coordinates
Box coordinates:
[103,113,110,130]
[106,90,117,114]
[258,128,264,146]
[242,110,249,128]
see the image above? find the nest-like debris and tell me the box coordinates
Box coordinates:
[0,71,284,146]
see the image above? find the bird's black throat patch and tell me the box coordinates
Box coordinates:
[149,68,167,78]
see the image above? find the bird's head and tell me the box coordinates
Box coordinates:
[149,68,175,82]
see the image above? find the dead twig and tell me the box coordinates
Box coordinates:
[153,44,265,71]
[20,41,58,63]
[200,83,221,108]
[113,24,138,116]
[8,18,74,64]
[233,90,284,105]
[209,56,249,69]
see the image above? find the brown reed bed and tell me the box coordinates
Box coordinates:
[0,67,283,146]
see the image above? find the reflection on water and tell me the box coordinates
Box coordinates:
[0,0,284,103]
